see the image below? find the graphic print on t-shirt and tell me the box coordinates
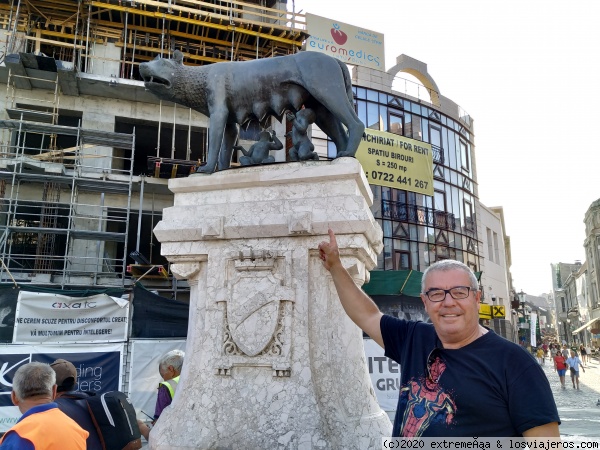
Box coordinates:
[398,354,457,437]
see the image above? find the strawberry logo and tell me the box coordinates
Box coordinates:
[330,23,348,45]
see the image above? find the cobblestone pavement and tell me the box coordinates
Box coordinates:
[539,354,600,437]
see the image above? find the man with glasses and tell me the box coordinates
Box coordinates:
[318,229,559,438]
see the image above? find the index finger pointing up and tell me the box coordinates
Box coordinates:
[328,228,337,246]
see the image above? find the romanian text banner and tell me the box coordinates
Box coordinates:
[356,129,434,196]
[13,292,129,344]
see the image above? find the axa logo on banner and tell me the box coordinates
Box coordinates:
[51,300,96,309]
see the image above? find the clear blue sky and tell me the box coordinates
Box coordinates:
[290,0,600,295]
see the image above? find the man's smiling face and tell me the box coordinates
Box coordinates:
[421,269,481,347]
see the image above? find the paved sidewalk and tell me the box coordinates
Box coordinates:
[543,355,600,393]
[540,354,600,437]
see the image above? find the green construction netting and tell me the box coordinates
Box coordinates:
[363,270,482,298]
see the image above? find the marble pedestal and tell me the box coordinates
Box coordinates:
[151,158,392,449]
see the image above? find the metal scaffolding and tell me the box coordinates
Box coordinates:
[0,90,136,287]
[0,0,307,69]
[0,0,307,293]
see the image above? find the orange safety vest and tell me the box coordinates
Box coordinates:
[0,406,88,449]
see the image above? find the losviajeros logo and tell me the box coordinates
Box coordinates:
[309,20,382,68]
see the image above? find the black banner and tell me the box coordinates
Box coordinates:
[132,284,189,338]
[0,286,18,343]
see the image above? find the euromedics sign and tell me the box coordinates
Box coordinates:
[305,13,385,70]
[356,129,434,196]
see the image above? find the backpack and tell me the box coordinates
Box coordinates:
[55,392,103,450]
[86,391,142,450]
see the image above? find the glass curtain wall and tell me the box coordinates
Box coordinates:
[349,86,480,273]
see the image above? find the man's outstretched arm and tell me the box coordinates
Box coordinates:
[319,229,384,347]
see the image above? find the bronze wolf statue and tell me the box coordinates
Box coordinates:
[139,50,364,173]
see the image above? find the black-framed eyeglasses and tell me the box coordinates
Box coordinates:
[424,286,473,302]
[427,347,443,383]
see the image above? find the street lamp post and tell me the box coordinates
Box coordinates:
[517,290,529,347]
[565,319,571,346]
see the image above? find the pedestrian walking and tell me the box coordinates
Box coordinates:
[565,350,585,390]
[552,350,567,389]
[537,347,545,365]
[579,345,588,365]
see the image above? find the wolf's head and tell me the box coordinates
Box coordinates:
[140,50,185,102]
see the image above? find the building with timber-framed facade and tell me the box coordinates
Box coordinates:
[342,54,513,338]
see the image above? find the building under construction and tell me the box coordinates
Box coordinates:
[0,1,499,326]
[0,0,306,298]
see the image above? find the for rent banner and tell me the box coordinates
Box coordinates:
[13,292,129,344]
[363,338,400,412]
[356,129,434,196]
[0,343,123,432]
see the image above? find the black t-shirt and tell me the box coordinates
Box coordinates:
[381,315,560,437]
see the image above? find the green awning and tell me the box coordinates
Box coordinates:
[363,270,423,298]
[363,269,482,298]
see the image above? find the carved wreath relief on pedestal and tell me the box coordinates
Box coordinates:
[216,250,294,377]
